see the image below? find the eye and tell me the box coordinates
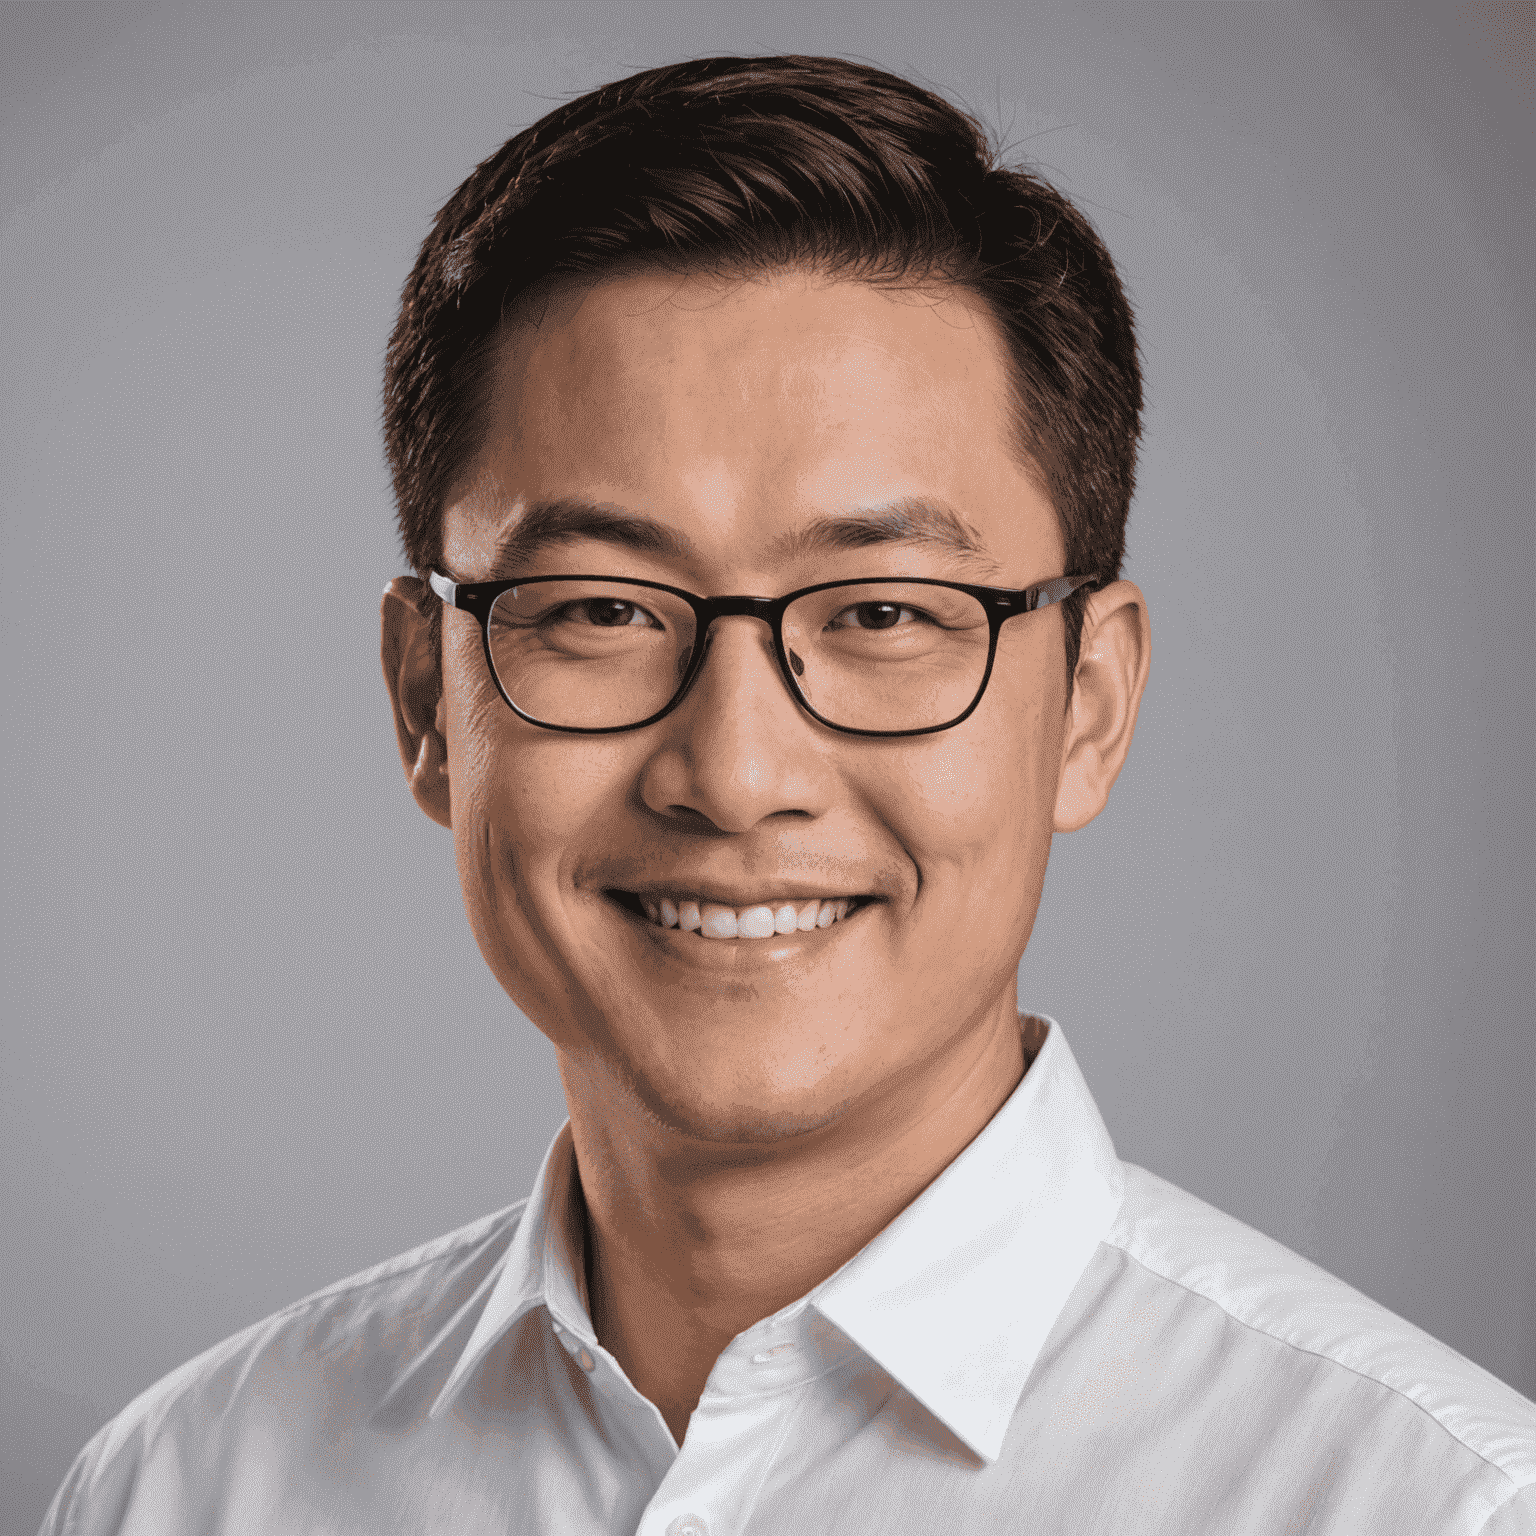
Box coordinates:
[563,597,657,629]
[828,601,924,631]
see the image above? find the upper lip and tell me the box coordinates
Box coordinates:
[580,850,904,907]
[608,882,874,906]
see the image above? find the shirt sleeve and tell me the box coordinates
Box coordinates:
[35,1422,133,1536]
[1479,1485,1536,1536]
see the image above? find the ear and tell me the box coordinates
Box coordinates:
[381,576,452,830]
[1053,579,1151,833]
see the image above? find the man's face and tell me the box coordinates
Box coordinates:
[432,269,1077,1142]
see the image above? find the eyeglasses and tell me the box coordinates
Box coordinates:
[428,570,1097,738]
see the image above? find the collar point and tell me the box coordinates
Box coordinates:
[951,1417,1010,1466]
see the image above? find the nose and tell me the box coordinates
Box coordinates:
[637,614,835,834]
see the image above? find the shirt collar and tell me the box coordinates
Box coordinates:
[427,1017,1123,1461]
[810,1017,1124,1461]
[425,1118,592,1420]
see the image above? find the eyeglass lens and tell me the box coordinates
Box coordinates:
[486,579,995,732]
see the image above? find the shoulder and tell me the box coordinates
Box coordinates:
[1103,1163,1536,1502]
[41,1200,528,1535]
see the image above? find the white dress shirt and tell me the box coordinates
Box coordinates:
[42,1018,1536,1535]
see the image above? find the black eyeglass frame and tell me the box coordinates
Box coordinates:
[428,569,1099,739]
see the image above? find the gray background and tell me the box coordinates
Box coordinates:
[3,1,1532,1525]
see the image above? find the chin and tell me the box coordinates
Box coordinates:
[606,1039,865,1149]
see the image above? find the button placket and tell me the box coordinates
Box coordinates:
[637,1318,833,1536]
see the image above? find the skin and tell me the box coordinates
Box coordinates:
[382,267,1150,1444]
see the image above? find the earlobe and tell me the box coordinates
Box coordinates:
[381,577,453,830]
[1052,580,1150,833]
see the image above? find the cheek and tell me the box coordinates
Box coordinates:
[869,673,1061,892]
[442,638,629,882]
[440,644,647,1027]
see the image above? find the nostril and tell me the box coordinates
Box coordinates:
[788,648,805,678]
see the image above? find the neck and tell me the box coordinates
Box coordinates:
[563,997,1031,1445]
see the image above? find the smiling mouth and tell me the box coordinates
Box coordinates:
[606,891,871,940]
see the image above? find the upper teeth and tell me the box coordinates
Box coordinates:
[640,896,851,939]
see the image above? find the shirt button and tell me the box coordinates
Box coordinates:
[750,1342,796,1364]
[577,1347,596,1372]
[665,1517,708,1536]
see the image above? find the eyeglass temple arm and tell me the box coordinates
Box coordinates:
[1030,574,1098,609]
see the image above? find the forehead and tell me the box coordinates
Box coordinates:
[447,267,1060,581]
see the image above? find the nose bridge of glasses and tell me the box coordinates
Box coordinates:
[690,595,788,664]
[697,594,784,625]
[684,596,796,703]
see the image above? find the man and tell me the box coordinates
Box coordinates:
[42,53,1534,1535]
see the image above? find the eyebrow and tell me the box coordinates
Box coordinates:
[768,498,999,574]
[485,494,1000,578]
[488,498,695,575]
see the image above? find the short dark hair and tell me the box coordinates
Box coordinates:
[383,54,1142,684]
